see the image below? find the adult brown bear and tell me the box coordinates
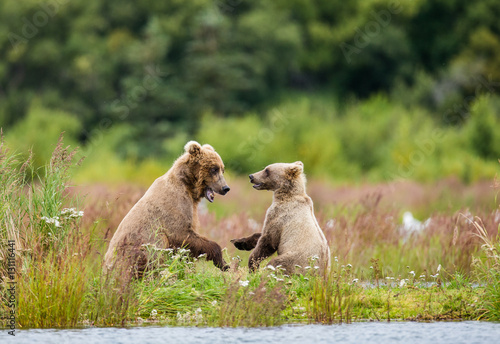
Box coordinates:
[104,141,230,278]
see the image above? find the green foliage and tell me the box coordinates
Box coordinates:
[2,0,500,166]
[5,102,81,172]
[72,124,169,186]
[197,94,500,183]
[467,95,500,160]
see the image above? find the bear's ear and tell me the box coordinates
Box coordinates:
[202,144,215,151]
[288,161,304,178]
[184,141,202,156]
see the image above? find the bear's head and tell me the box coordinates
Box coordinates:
[249,161,305,193]
[184,141,230,202]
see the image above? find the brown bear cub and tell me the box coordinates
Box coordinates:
[231,161,330,274]
[104,141,230,278]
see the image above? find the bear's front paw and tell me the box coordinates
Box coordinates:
[230,238,249,251]
[231,233,261,251]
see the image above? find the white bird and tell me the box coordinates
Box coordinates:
[400,211,431,239]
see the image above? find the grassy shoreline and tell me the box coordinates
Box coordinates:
[1,137,499,329]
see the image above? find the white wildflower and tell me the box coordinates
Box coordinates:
[314,266,320,270]
[352,278,359,284]
[41,216,61,228]
[266,265,276,271]
[150,309,157,317]
[409,271,415,277]
[60,208,84,219]
[211,300,217,306]
[197,253,207,259]
[437,264,441,273]
[304,266,311,270]
[178,248,190,255]
[159,270,170,278]
[239,280,249,287]
[311,255,319,261]
[177,308,203,324]
[346,263,352,268]
[399,279,407,287]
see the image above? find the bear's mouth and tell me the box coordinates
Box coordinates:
[205,188,215,203]
[252,183,263,190]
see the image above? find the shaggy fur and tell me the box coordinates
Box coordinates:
[232,161,330,274]
[104,141,230,278]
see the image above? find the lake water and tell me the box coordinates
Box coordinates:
[2,321,500,344]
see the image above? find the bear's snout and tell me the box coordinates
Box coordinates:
[249,174,254,182]
[221,185,230,195]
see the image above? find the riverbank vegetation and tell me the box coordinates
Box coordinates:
[1,137,499,328]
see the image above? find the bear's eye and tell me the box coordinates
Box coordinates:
[264,168,270,176]
[211,167,219,174]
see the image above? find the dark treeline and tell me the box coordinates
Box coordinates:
[1,0,500,161]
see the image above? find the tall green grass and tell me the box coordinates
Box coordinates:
[213,277,288,327]
[308,260,356,324]
[472,215,500,320]
[0,134,138,328]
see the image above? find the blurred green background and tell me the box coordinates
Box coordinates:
[1,0,499,184]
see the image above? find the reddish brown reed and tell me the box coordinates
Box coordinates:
[70,177,500,275]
